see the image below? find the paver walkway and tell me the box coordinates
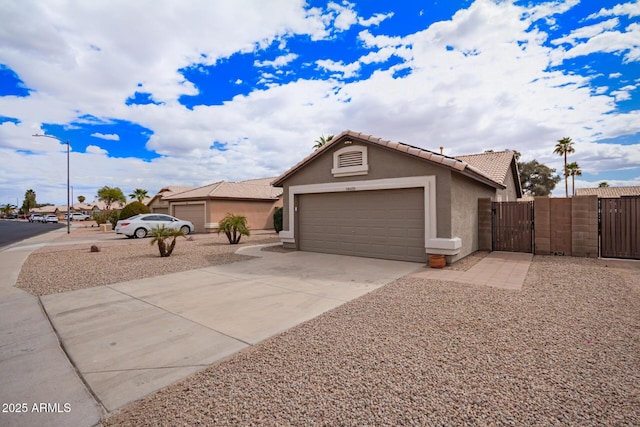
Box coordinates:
[409,251,533,290]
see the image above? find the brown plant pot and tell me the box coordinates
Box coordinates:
[429,254,446,268]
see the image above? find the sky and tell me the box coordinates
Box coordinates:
[1,0,639,206]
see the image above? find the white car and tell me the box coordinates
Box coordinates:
[114,214,194,238]
[44,214,59,223]
[29,214,44,223]
[64,213,91,221]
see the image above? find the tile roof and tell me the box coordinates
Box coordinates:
[575,186,640,198]
[165,178,282,201]
[272,130,507,189]
[455,150,516,185]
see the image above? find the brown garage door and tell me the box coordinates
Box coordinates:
[298,188,425,262]
[173,204,205,233]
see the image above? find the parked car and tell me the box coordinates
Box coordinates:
[44,214,59,223]
[29,214,44,223]
[64,213,91,221]
[4,213,18,219]
[114,214,194,238]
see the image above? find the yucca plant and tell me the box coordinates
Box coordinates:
[217,213,250,244]
[149,225,185,257]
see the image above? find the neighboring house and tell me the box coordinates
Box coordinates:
[147,186,195,214]
[152,178,282,233]
[576,186,640,198]
[272,130,522,264]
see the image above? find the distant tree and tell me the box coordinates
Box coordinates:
[22,189,37,213]
[77,195,86,203]
[565,161,582,196]
[553,136,575,198]
[518,159,561,196]
[96,186,126,210]
[129,188,149,202]
[598,181,609,188]
[313,134,333,150]
[1,203,16,215]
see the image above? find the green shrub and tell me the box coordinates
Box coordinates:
[94,210,121,228]
[109,210,120,229]
[119,201,150,220]
[273,206,283,233]
[217,213,250,244]
[93,210,109,225]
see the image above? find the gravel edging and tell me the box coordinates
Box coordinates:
[103,256,639,426]
[16,234,279,296]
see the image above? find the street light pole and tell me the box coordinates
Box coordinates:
[33,133,71,234]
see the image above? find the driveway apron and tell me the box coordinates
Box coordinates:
[40,247,421,412]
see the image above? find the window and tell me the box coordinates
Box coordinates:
[331,145,369,177]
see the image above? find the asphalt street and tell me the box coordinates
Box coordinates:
[0,220,65,249]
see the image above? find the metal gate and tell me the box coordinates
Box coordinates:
[492,201,534,253]
[600,196,640,259]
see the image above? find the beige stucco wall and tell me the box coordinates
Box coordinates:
[450,174,497,262]
[207,198,282,231]
[280,142,454,238]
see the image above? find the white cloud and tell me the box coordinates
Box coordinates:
[0,0,639,204]
[315,59,360,78]
[588,1,640,19]
[91,132,120,141]
[254,53,299,68]
[85,145,109,154]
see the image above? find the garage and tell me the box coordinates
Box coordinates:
[173,204,205,233]
[151,207,169,214]
[298,188,425,262]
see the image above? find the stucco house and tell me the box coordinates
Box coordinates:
[148,178,282,233]
[272,130,522,264]
[576,186,640,198]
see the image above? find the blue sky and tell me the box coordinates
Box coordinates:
[0,0,639,205]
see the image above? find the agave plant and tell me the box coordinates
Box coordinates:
[217,213,250,244]
[149,225,185,257]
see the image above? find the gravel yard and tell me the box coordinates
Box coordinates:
[103,256,639,426]
[16,232,279,296]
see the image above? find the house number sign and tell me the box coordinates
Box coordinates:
[345,186,356,191]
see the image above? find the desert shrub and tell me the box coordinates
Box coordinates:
[119,201,150,220]
[273,206,283,233]
[93,210,109,225]
[217,213,250,244]
[109,210,121,229]
[150,225,185,257]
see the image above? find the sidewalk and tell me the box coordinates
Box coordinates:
[0,229,102,427]
[409,251,533,290]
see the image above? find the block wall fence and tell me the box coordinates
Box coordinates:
[478,196,599,257]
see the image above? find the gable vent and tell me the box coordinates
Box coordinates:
[338,151,363,168]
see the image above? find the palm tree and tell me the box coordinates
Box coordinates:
[598,181,609,188]
[149,225,185,257]
[129,188,148,202]
[77,195,86,203]
[553,137,575,198]
[217,213,250,244]
[313,134,333,150]
[565,161,582,196]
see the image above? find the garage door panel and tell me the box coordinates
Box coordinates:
[298,188,425,263]
[173,205,205,233]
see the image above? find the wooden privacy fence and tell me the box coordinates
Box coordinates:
[491,201,534,253]
[600,196,640,259]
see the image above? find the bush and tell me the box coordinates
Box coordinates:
[273,206,283,233]
[93,210,120,228]
[217,213,250,244]
[93,210,109,225]
[119,201,150,220]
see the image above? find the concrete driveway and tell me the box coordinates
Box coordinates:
[41,246,421,412]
